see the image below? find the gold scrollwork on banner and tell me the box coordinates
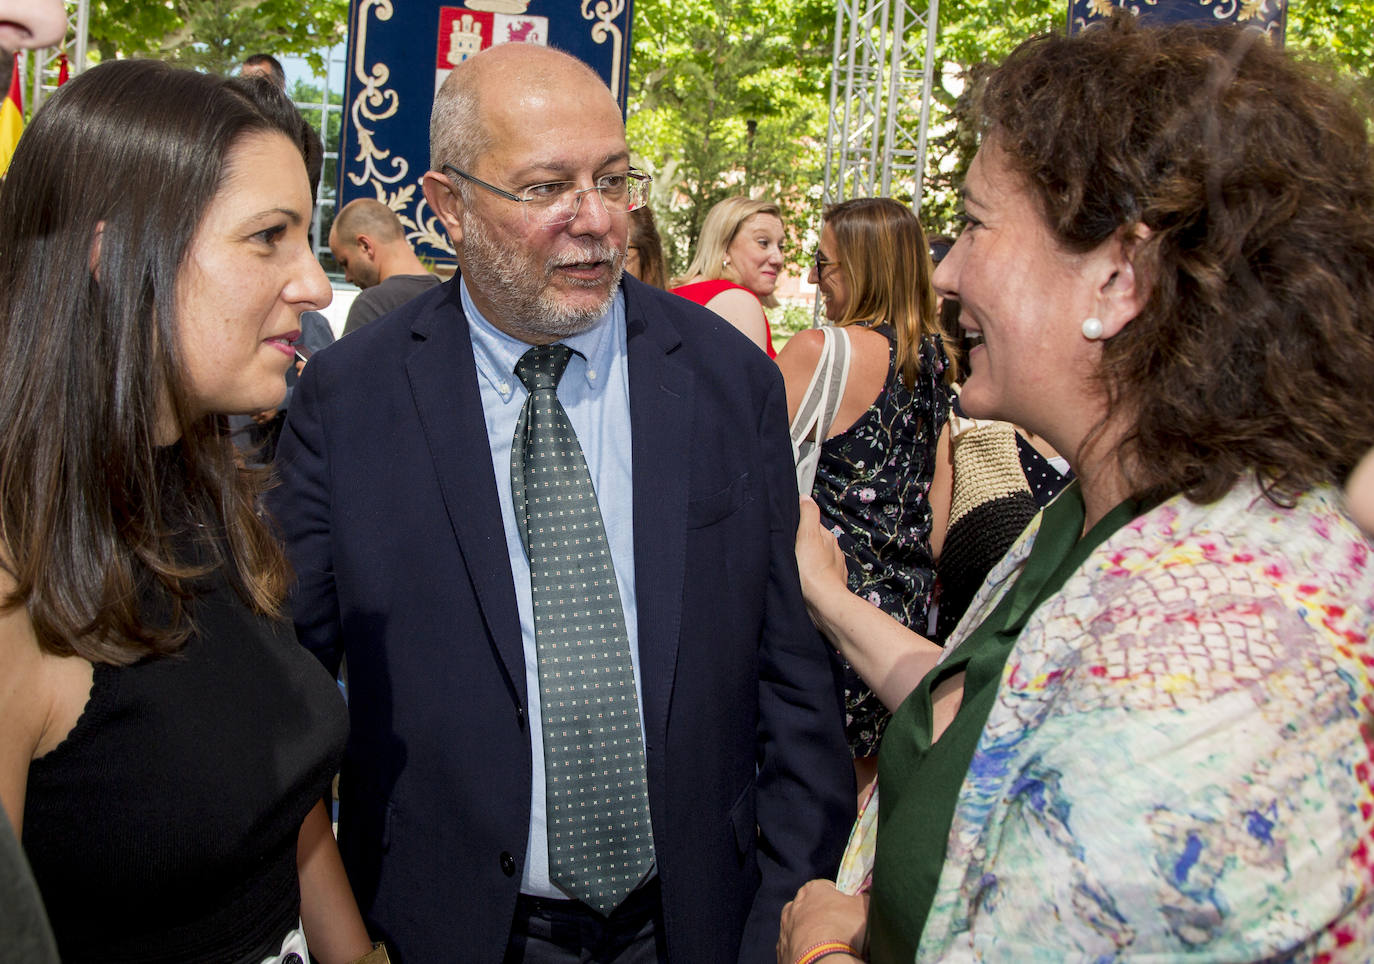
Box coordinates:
[1076,0,1282,26]
[347,0,635,258]
[581,0,625,101]
[348,0,452,254]
[348,0,404,190]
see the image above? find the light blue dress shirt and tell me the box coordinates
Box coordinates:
[460,280,649,899]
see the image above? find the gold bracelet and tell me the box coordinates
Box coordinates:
[349,942,391,964]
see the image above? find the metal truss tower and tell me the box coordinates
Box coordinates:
[821,0,939,207]
[28,0,88,114]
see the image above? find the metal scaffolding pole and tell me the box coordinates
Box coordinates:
[821,0,939,209]
[30,0,88,113]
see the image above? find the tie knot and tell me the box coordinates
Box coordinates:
[515,344,574,393]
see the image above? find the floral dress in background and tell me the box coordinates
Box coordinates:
[810,326,951,755]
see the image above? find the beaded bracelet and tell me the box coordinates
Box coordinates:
[794,939,862,964]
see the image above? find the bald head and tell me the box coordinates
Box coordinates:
[329,198,427,289]
[419,45,632,343]
[429,45,621,176]
[333,198,405,246]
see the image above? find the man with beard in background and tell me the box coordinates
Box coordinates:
[270,43,850,964]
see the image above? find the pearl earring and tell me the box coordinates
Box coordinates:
[1081,317,1104,340]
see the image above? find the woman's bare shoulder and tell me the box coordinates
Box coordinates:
[704,285,765,316]
[0,561,94,832]
[0,565,45,830]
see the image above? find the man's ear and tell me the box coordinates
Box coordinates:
[422,169,465,246]
[1094,222,1153,340]
[89,221,106,281]
[356,234,376,261]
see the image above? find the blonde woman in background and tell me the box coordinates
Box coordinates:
[775,197,953,801]
[672,196,784,356]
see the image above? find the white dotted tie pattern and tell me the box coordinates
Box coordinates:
[510,344,654,916]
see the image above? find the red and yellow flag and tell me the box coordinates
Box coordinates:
[0,54,22,177]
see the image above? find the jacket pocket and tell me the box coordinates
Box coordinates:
[727,775,758,858]
[686,471,751,530]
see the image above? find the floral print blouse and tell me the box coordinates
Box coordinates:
[915,481,1374,961]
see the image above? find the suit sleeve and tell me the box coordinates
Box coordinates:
[270,359,345,679]
[739,371,854,962]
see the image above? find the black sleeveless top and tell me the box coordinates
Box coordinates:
[22,533,347,962]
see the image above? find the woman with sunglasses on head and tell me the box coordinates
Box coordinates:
[776,197,954,804]
[673,196,785,356]
[0,60,377,963]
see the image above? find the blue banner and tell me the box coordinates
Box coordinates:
[338,0,634,267]
[1068,0,1287,40]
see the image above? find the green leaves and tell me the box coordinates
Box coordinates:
[629,0,832,274]
[88,0,349,76]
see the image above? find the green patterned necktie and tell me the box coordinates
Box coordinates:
[510,343,654,916]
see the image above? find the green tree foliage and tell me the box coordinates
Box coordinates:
[628,0,838,276]
[629,0,1374,253]
[919,0,1058,235]
[1287,0,1374,97]
[87,0,348,75]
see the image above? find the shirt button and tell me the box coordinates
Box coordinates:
[499,381,510,394]
[283,955,304,964]
[500,851,517,876]
[588,369,598,380]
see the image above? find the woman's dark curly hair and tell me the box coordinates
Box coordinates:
[978,16,1374,504]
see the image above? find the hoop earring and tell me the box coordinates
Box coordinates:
[1081,317,1104,340]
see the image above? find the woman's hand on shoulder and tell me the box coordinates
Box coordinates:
[778,879,867,963]
[796,495,850,617]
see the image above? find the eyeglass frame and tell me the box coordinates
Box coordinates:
[812,246,839,275]
[442,163,652,225]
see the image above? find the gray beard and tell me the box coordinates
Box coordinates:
[460,211,624,339]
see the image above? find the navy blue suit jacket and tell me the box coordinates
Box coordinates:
[271,275,852,962]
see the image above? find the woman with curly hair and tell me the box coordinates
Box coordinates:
[781,16,1374,961]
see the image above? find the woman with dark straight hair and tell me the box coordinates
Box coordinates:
[0,60,377,963]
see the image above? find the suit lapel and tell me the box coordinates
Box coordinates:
[624,280,692,773]
[405,288,527,703]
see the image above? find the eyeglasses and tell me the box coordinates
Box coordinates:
[443,164,652,226]
[812,247,838,274]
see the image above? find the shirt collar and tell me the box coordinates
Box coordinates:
[461,277,624,402]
